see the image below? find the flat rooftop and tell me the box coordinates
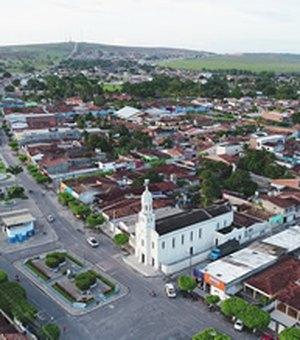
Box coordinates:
[262,226,300,253]
[2,213,35,227]
[202,242,282,285]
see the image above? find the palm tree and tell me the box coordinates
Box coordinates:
[6,165,23,185]
[6,165,23,176]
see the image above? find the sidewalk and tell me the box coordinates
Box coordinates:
[123,255,162,278]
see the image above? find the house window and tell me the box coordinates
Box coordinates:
[162,241,165,249]
[141,239,144,246]
[152,258,155,267]
[172,237,176,248]
[198,229,202,239]
[190,231,193,242]
[277,302,286,313]
[181,235,185,245]
[217,223,220,229]
[288,307,297,319]
[152,242,155,249]
[224,220,226,227]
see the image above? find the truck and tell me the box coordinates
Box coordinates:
[208,239,240,261]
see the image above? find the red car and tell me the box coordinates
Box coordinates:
[261,334,276,340]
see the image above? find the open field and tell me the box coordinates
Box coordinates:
[160,54,300,73]
[0,42,74,72]
[103,84,123,92]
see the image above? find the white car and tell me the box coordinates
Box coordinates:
[87,237,99,248]
[234,319,244,331]
[47,214,55,223]
[165,283,177,298]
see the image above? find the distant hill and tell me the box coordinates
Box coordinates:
[0,41,211,73]
[72,42,212,60]
[0,42,75,72]
[160,53,300,73]
[1,42,300,74]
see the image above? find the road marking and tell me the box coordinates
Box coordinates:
[96,260,117,272]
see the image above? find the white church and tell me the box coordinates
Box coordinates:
[135,180,233,274]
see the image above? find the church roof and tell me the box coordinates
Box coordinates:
[155,204,231,236]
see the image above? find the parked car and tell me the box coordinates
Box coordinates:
[261,335,276,340]
[47,214,55,223]
[87,237,99,248]
[165,283,176,298]
[234,319,244,331]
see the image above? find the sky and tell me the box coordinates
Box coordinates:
[1,0,300,53]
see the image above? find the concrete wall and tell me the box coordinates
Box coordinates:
[156,211,233,266]
[161,250,210,274]
[214,222,271,246]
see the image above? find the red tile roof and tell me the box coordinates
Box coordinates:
[277,282,300,311]
[245,256,300,299]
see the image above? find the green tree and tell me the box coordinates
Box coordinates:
[279,327,300,340]
[18,154,27,163]
[8,140,19,151]
[238,149,287,179]
[201,171,222,207]
[177,275,197,292]
[239,304,270,330]
[193,328,231,340]
[231,87,242,99]
[4,85,15,92]
[114,233,129,245]
[58,192,75,206]
[224,170,257,197]
[85,214,105,227]
[7,185,26,199]
[199,160,232,183]
[205,295,221,306]
[94,95,106,106]
[6,165,23,176]
[0,270,8,284]
[12,300,37,325]
[221,297,247,318]
[41,323,61,340]
[291,112,300,125]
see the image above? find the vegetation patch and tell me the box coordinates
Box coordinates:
[89,270,116,296]
[62,253,84,267]
[45,253,66,269]
[41,323,61,340]
[75,271,97,291]
[52,283,76,303]
[160,54,300,73]
[221,297,270,330]
[177,275,197,292]
[25,260,50,281]
[27,164,51,184]
[85,214,105,227]
[0,161,6,173]
[113,233,129,246]
[192,328,231,340]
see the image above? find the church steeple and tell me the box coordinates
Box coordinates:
[141,179,153,214]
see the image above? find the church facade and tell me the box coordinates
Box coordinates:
[135,181,233,274]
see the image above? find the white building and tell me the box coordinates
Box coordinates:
[200,226,300,300]
[135,181,233,274]
[115,106,142,121]
[1,210,35,243]
[216,142,242,156]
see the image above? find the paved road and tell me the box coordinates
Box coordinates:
[0,126,257,340]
